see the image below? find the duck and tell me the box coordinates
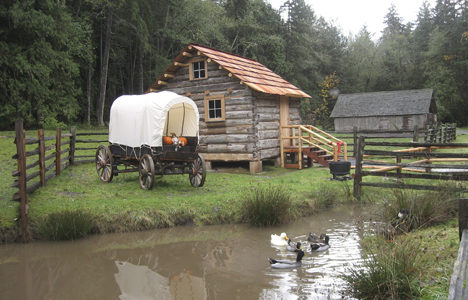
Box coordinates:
[268,250,305,269]
[271,232,289,246]
[286,240,301,252]
[310,235,330,252]
[307,232,327,243]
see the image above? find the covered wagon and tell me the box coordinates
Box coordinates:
[95,91,206,190]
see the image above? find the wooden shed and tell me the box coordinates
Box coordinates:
[147,43,311,173]
[330,89,437,132]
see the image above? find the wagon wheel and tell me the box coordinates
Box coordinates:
[189,154,206,187]
[96,145,114,183]
[139,154,155,190]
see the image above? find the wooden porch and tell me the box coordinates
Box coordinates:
[280,125,348,169]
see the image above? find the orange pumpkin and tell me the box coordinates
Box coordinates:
[179,137,188,146]
[163,136,173,145]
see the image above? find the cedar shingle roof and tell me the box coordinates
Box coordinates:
[330,89,436,118]
[147,43,310,98]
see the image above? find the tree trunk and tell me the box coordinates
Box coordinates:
[137,41,144,94]
[97,6,113,126]
[87,58,92,125]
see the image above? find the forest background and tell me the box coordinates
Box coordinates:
[0,0,467,130]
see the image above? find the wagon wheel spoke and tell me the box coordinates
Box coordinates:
[189,154,206,187]
[95,145,113,183]
[139,154,155,190]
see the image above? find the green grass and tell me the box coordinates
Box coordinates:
[0,128,354,241]
[343,219,459,299]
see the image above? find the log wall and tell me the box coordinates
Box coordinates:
[160,57,254,160]
[160,55,303,163]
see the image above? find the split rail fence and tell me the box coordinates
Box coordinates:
[11,119,107,241]
[352,136,468,298]
[353,136,468,199]
[331,123,456,158]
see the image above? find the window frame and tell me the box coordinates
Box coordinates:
[189,59,208,81]
[204,94,225,122]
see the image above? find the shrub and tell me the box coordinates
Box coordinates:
[36,210,95,240]
[342,236,423,299]
[241,185,291,226]
[380,183,459,233]
[312,184,340,209]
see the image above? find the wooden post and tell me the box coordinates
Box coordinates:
[412,125,418,142]
[38,129,45,186]
[343,143,348,161]
[353,126,358,158]
[396,155,402,179]
[280,125,284,168]
[69,126,76,165]
[298,126,302,169]
[15,119,28,242]
[459,198,468,241]
[56,127,61,175]
[452,123,457,141]
[438,125,443,143]
[353,136,365,201]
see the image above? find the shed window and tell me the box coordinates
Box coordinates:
[204,95,225,122]
[190,60,207,80]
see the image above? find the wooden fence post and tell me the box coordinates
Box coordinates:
[353,126,357,157]
[412,125,418,142]
[15,119,29,242]
[459,198,468,241]
[38,129,45,186]
[438,125,443,143]
[69,126,76,165]
[353,136,365,201]
[56,127,61,175]
[396,155,402,179]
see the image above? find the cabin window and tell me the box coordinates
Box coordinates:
[204,94,225,122]
[189,59,207,80]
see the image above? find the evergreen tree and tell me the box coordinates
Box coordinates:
[0,0,91,129]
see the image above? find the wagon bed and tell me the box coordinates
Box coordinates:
[96,91,206,190]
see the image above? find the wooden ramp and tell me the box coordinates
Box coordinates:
[280,125,347,169]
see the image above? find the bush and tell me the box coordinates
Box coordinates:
[241,185,291,226]
[36,210,95,240]
[312,183,343,209]
[342,236,423,299]
[380,183,459,233]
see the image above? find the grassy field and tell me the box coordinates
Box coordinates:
[1,127,466,298]
[2,128,468,238]
[1,127,355,241]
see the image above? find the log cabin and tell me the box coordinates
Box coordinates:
[147,43,311,173]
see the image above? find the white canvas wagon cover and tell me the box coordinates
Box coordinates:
[109,91,199,147]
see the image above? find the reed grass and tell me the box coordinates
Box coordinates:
[240,185,292,226]
[379,183,460,233]
[34,210,95,240]
[342,236,423,299]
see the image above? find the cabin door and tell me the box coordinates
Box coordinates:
[280,96,289,147]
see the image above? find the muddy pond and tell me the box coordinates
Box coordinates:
[0,204,371,299]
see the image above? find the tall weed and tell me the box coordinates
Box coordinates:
[342,236,423,299]
[380,182,459,232]
[36,210,95,240]
[241,185,291,226]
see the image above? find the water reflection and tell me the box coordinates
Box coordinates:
[0,204,369,299]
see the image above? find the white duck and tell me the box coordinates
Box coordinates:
[271,232,289,246]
